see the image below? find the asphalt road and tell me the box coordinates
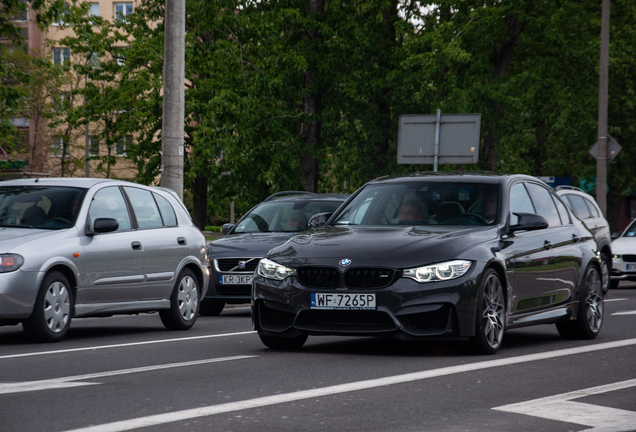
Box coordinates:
[1,285,636,432]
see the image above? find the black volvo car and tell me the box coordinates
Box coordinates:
[202,192,349,316]
[252,173,604,354]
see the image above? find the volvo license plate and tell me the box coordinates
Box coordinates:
[219,275,253,285]
[310,293,376,310]
[627,264,636,271]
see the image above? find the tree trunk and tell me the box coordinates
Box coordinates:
[192,175,208,230]
[482,14,524,172]
[299,0,324,193]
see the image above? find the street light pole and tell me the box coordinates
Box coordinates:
[596,0,610,216]
[161,0,185,199]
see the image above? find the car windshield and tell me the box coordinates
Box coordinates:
[332,181,500,227]
[0,186,87,230]
[233,200,343,233]
[623,220,636,237]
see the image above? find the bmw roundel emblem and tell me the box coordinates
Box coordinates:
[339,258,352,267]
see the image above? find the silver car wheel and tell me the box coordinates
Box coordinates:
[177,275,198,322]
[482,274,505,349]
[43,281,71,333]
[585,268,603,333]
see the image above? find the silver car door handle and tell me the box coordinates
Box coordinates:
[131,241,142,250]
[177,237,187,245]
[544,240,553,249]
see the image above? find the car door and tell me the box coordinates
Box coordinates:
[77,186,146,304]
[122,187,188,300]
[508,182,579,315]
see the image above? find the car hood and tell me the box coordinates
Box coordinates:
[207,232,296,258]
[611,237,636,254]
[267,225,499,269]
[0,227,58,252]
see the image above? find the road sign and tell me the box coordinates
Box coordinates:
[589,134,621,164]
[397,113,481,168]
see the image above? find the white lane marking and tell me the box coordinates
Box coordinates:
[63,338,636,432]
[612,310,636,316]
[604,298,629,302]
[493,379,636,431]
[0,355,256,395]
[0,331,256,360]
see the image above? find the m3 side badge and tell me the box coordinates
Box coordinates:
[339,258,352,266]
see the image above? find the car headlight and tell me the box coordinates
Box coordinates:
[0,254,24,273]
[257,258,296,281]
[403,260,471,283]
[613,254,621,260]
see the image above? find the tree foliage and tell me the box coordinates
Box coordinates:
[50,0,636,227]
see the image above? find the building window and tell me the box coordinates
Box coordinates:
[54,92,71,111]
[114,3,133,21]
[13,0,29,21]
[53,48,70,65]
[52,2,70,26]
[52,136,70,157]
[116,135,132,156]
[89,3,100,17]
[89,136,99,156]
[88,51,100,68]
[115,46,128,66]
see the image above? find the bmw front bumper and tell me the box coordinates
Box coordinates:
[252,262,486,340]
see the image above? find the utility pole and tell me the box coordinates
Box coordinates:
[596,0,610,216]
[161,0,185,199]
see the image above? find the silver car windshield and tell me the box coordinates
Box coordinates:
[332,182,500,227]
[0,186,87,230]
[233,200,343,233]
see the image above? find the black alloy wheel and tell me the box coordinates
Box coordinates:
[556,265,603,339]
[471,269,506,355]
[199,300,225,316]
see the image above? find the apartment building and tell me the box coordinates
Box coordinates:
[4,0,139,180]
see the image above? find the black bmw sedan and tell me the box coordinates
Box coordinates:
[252,173,604,354]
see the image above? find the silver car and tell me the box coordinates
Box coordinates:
[0,178,209,342]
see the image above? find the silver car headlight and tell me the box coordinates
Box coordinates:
[403,260,471,283]
[257,258,296,281]
[0,254,24,273]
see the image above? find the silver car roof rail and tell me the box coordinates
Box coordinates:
[555,185,583,192]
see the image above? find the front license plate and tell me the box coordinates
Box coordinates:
[627,264,636,271]
[219,275,253,285]
[310,293,376,310]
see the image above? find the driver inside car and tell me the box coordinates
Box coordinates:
[480,189,499,224]
[287,212,308,232]
[397,201,424,223]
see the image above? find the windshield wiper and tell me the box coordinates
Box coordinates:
[0,224,34,229]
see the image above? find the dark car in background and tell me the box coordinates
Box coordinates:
[556,186,612,294]
[201,192,349,316]
[253,173,604,354]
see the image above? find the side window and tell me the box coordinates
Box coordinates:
[153,193,177,226]
[585,198,600,218]
[566,194,591,219]
[123,187,163,229]
[89,187,132,231]
[526,183,561,227]
[553,195,571,225]
[509,183,535,225]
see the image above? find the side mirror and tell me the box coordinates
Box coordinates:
[308,212,333,229]
[221,223,234,235]
[92,218,119,234]
[509,213,549,232]
[612,232,621,240]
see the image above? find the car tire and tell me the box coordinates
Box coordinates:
[600,254,611,295]
[160,268,200,331]
[259,333,308,350]
[199,300,225,316]
[556,265,603,340]
[470,269,506,355]
[23,271,73,343]
[609,280,620,290]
